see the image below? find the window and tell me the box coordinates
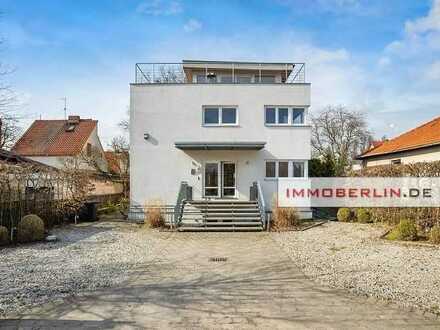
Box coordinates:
[292,108,304,124]
[220,75,233,83]
[196,74,207,83]
[265,161,276,178]
[221,108,237,124]
[204,108,219,124]
[278,161,289,177]
[292,162,304,177]
[265,160,306,178]
[278,108,289,124]
[261,75,275,83]
[236,75,252,83]
[265,107,276,124]
[203,106,238,126]
[265,106,306,125]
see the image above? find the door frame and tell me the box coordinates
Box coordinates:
[203,160,237,199]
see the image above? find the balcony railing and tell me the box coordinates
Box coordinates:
[134,61,306,84]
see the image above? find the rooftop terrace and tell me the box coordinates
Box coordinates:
[134,60,306,84]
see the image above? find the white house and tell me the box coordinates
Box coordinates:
[129,60,312,230]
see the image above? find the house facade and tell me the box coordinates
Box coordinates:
[12,115,108,172]
[357,116,440,167]
[129,60,312,228]
[12,116,124,196]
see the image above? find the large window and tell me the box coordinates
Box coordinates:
[203,106,238,126]
[265,160,306,178]
[265,106,306,125]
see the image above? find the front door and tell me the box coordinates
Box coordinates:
[204,161,236,198]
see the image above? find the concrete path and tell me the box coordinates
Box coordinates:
[2,232,439,329]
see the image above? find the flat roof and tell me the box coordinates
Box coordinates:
[182,60,298,65]
[175,141,266,150]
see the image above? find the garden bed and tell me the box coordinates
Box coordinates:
[273,222,440,315]
[0,220,164,317]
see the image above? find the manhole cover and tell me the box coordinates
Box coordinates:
[209,257,227,262]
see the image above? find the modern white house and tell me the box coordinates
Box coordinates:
[129,60,312,230]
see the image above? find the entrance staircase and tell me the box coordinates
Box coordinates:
[178,200,264,231]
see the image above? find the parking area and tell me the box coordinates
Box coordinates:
[1,224,439,329]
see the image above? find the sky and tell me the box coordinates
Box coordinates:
[0,0,439,146]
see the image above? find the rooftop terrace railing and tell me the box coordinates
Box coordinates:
[134,62,306,84]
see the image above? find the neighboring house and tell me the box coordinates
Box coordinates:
[130,60,312,228]
[12,116,124,196]
[12,115,108,172]
[0,148,54,167]
[357,116,440,167]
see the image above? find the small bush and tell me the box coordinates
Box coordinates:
[0,226,9,246]
[145,200,165,228]
[272,206,300,231]
[356,208,372,223]
[387,219,418,241]
[17,214,45,243]
[429,225,440,244]
[337,208,351,222]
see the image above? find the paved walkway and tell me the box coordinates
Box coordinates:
[2,232,440,329]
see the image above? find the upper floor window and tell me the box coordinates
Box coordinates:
[203,106,238,126]
[265,106,306,126]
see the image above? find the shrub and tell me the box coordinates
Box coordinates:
[145,200,165,228]
[17,214,45,243]
[272,206,300,231]
[0,226,9,246]
[429,225,440,244]
[337,208,351,222]
[387,219,418,241]
[356,208,372,223]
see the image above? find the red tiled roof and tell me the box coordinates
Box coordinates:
[359,116,440,159]
[12,119,97,156]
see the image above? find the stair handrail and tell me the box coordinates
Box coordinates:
[174,181,190,228]
[254,181,267,230]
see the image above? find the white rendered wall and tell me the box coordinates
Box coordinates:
[364,146,440,167]
[130,83,311,211]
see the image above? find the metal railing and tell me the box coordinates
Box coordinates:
[134,62,306,84]
[254,181,267,230]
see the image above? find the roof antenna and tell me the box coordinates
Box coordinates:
[60,97,67,119]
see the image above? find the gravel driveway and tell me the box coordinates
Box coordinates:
[273,221,440,315]
[0,221,166,317]
[1,222,439,329]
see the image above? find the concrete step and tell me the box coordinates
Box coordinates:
[181,218,262,223]
[178,226,263,232]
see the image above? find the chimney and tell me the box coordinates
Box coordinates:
[68,115,80,124]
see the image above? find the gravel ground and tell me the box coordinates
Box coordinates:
[0,220,166,317]
[272,221,440,315]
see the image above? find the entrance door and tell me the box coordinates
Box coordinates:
[204,161,236,198]
[222,162,236,198]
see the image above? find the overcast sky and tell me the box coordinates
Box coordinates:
[1,0,439,146]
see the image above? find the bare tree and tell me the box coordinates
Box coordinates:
[109,135,129,197]
[311,105,371,175]
[0,116,20,149]
[0,27,20,150]
[117,108,129,132]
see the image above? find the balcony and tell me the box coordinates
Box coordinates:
[134,60,306,84]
